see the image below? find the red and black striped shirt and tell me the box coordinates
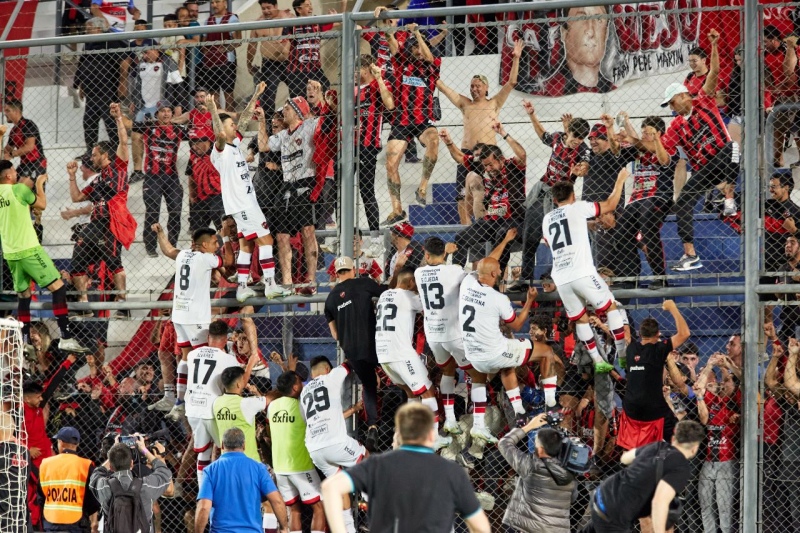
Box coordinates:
[391,49,440,126]
[364,30,408,82]
[358,79,390,149]
[189,109,213,130]
[186,151,222,202]
[8,117,46,169]
[283,23,333,73]
[540,131,591,186]
[661,93,731,167]
[144,124,186,176]
[82,156,129,221]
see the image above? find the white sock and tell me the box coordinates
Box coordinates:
[471,383,487,429]
[176,360,188,401]
[542,376,558,407]
[163,383,175,401]
[262,513,278,533]
[440,375,457,425]
[421,396,440,425]
[505,387,524,415]
[237,251,252,288]
[606,309,628,360]
[343,510,356,533]
[575,322,604,364]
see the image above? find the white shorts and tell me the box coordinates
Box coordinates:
[275,471,322,505]
[557,272,613,320]
[469,338,532,374]
[174,323,209,349]
[233,208,270,240]
[429,338,472,370]
[381,353,432,396]
[187,416,219,452]
[310,437,366,478]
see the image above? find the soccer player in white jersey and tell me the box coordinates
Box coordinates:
[207,82,290,302]
[414,236,495,443]
[149,225,233,420]
[375,267,452,450]
[185,320,258,487]
[459,236,558,424]
[541,168,631,375]
[303,357,368,533]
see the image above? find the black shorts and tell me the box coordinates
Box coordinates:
[17,162,46,180]
[71,219,124,275]
[388,122,436,144]
[272,181,317,235]
[455,148,473,201]
[200,62,237,94]
[284,68,328,98]
[165,81,190,112]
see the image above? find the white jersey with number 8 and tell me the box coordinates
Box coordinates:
[415,264,467,343]
[542,200,600,286]
[459,273,516,364]
[172,250,222,325]
[185,347,241,420]
[303,365,350,452]
[375,289,423,363]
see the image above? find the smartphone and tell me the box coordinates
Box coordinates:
[615,113,626,127]
[120,435,136,447]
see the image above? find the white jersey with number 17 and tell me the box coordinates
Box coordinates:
[185,346,241,420]
[542,200,600,286]
[172,250,222,325]
[303,365,350,452]
[415,264,467,343]
[211,135,261,216]
[459,273,516,364]
[375,289,423,363]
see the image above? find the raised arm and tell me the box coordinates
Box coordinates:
[494,40,523,109]
[438,129,467,163]
[785,338,800,396]
[647,126,671,166]
[151,223,180,260]
[507,287,537,332]
[436,79,469,110]
[522,100,546,141]
[206,94,227,152]
[488,228,518,262]
[764,342,785,393]
[493,121,525,166]
[408,24,435,63]
[237,82,267,133]
[601,114,619,155]
[597,168,630,215]
[666,355,690,396]
[31,175,49,211]
[66,161,88,203]
[371,64,395,111]
[702,29,720,97]
[110,103,128,162]
[256,107,270,153]
[663,299,690,349]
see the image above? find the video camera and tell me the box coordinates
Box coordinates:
[102,429,169,476]
[541,411,593,475]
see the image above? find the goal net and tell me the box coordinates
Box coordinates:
[0,317,29,532]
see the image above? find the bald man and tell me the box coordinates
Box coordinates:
[458,252,558,428]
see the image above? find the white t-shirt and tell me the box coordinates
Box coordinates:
[302,365,350,452]
[375,289,423,363]
[138,61,163,108]
[542,200,600,286]
[172,250,222,325]
[211,136,261,215]
[185,347,241,420]
[459,273,516,364]
[415,264,467,343]
[268,119,320,183]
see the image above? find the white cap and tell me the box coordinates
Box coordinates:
[660,82,690,107]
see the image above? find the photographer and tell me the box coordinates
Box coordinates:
[89,435,173,532]
[498,413,575,533]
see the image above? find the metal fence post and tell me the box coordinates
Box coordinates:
[741,0,760,532]
[339,12,356,259]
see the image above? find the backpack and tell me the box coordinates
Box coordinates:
[105,478,150,533]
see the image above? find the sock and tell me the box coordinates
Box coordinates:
[311,530,325,533]
[163,384,176,401]
[440,375,456,425]
[421,396,440,425]
[237,252,252,289]
[257,245,276,283]
[262,513,278,533]
[542,376,558,408]
[52,286,73,340]
[576,322,604,364]
[606,309,628,361]
[471,383,487,429]
[176,360,188,402]
[505,387,524,415]
[343,510,356,533]
[196,457,211,489]
[18,296,31,344]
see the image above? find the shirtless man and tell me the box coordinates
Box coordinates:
[247,0,292,112]
[436,40,523,224]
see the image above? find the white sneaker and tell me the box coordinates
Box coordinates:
[470,426,498,445]
[58,337,88,353]
[443,419,463,436]
[433,434,453,451]
[366,239,385,259]
[236,286,257,302]
[148,397,176,412]
[264,283,292,299]
[320,239,339,255]
[722,197,737,217]
[166,402,185,421]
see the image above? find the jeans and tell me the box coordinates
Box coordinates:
[519,181,551,282]
[613,196,672,278]
[143,173,184,253]
[699,460,738,533]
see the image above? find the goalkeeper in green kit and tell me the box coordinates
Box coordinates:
[0,158,85,353]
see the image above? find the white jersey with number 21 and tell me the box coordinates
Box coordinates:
[542,200,600,285]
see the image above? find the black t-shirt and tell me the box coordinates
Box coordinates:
[582,146,638,203]
[623,338,674,421]
[600,441,691,526]
[324,277,387,361]
[346,446,482,533]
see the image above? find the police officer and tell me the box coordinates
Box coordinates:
[37,427,100,533]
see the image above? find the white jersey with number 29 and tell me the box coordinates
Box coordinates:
[415,264,467,343]
[185,347,241,420]
[459,273,516,364]
[172,250,222,325]
[542,200,600,286]
[303,365,350,452]
[375,289,423,363]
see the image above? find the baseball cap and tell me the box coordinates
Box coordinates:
[80,153,98,172]
[472,74,489,86]
[334,256,354,272]
[588,124,608,139]
[660,83,689,107]
[192,86,210,96]
[190,126,214,141]
[287,96,311,119]
[155,100,172,111]
[391,222,415,238]
[55,426,81,444]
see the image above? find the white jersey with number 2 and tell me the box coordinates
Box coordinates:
[211,135,261,216]
[185,346,241,420]
[302,365,350,452]
[459,273,516,364]
[172,250,222,325]
[415,264,467,343]
[542,200,600,286]
[375,289,423,363]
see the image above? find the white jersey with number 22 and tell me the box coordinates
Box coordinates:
[542,200,600,286]
[375,289,422,363]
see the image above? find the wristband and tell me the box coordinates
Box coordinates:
[503,133,510,140]
[222,236,230,243]
[445,142,453,147]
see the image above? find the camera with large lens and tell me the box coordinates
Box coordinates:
[540,413,592,475]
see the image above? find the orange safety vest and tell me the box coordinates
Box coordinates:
[39,452,92,524]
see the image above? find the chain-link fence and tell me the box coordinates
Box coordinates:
[0,0,788,531]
